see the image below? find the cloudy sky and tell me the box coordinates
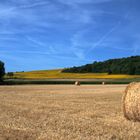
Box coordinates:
[0,0,140,71]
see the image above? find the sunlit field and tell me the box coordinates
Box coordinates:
[6,69,140,79]
[0,85,140,140]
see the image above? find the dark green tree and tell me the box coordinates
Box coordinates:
[0,61,5,81]
[62,56,140,75]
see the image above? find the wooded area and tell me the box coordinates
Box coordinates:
[62,56,140,75]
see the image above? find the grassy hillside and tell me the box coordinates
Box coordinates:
[5,69,140,79]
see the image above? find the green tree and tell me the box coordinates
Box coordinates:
[62,56,140,75]
[0,61,5,81]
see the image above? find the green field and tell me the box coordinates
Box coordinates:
[4,69,140,79]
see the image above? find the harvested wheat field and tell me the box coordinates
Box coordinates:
[0,85,140,140]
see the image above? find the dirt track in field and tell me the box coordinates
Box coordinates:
[0,85,140,140]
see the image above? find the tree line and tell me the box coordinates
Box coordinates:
[62,56,140,75]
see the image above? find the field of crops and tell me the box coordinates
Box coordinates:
[6,69,140,79]
[0,85,140,139]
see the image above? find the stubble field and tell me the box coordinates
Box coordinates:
[0,85,140,140]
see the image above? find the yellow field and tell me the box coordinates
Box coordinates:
[8,69,140,79]
[0,85,140,139]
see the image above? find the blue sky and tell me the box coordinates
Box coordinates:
[0,0,140,72]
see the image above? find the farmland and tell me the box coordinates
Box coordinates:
[0,85,140,139]
[7,69,140,79]
[4,69,140,85]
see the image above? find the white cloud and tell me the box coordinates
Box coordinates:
[26,36,47,47]
[70,30,91,60]
[0,37,17,40]
[132,35,140,55]
[85,21,122,54]
[25,36,59,54]
[16,1,50,9]
[0,0,115,36]
[58,0,112,5]
[70,20,127,59]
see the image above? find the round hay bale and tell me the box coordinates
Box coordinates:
[122,82,140,121]
[75,81,80,86]
[102,82,105,85]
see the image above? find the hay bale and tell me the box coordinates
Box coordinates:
[102,82,105,85]
[122,82,140,121]
[75,81,80,86]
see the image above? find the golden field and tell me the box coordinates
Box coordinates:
[7,69,140,79]
[0,85,140,139]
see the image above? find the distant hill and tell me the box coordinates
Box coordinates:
[62,56,140,75]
